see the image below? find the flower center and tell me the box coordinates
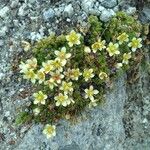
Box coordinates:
[70,34,78,43]
[47,127,54,134]
[38,72,44,80]
[27,71,35,79]
[132,40,139,48]
[53,60,61,68]
[59,96,65,102]
[87,90,93,97]
[59,52,65,59]
[110,45,116,53]
[53,75,61,81]
[85,72,91,78]
[45,65,52,72]
[37,94,44,101]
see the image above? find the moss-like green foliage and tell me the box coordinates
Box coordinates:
[32,35,67,65]
[104,12,142,42]
[16,12,145,138]
[15,111,32,125]
[85,15,102,44]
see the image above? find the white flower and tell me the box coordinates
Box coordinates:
[52,58,64,72]
[44,78,57,90]
[106,42,120,57]
[19,61,29,73]
[92,39,106,53]
[64,68,82,81]
[54,93,70,107]
[43,124,56,139]
[117,33,129,44]
[33,91,47,105]
[26,58,37,69]
[37,69,45,84]
[122,52,131,64]
[50,71,64,84]
[84,46,91,53]
[84,85,99,101]
[128,37,142,52]
[83,68,95,81]
[21,40,31,52]
[42,60,54,74]
[99,72,108,80]
[54,47,71,65]
[115,63,123,69]
[33,108,40,116]
[60,81,73,94]
[23,69,37,84]
[66,30,81,47]
[89,99,98,108]
[70,68,82,80]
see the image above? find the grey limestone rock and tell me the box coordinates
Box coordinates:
[81,0,95,13]
[64,4,74,17]
[13,76,126,150]
[100,9,116,22]
[43,8,55,21]
[0,0,150,149]
[140,7,150,23]
[0,6,9,18]
[101,0,117,8]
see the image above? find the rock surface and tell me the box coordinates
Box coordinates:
[0,0,150,150]
[43,8,55,21]
[101,0,117,8]
[140,7,150,23]
[100,9,116,22]
[15,77,126,150]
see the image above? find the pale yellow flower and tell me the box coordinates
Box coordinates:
[33,108,40,116]
[83,68,94,81]
[23,69,37,83]
[128,37,142,52]
[19,58,37,74]
[19,61,30,73]
[115,63,123,69]
[84,85,99,101]
[64,68,82,81]
[89,99,98,108]
[84,46,91,53]
[99,72,108,80]
[21,40,31,52]
[37,69,45,84]
[54,47,71,65]
[117,33,129,44]
[66,30,81,47]
[92,39,106,53]
[54,93,71,107]
[26,58,37,69]
[44,78,57,89]
[106,42,120,56]
[70,68,82,80]
[52,58,64,72]
[122,52,131,64]
[65,114,71,120]
[33,91,47,105]
[50,71,64,84]
[43,124,56,139]
[64,68,73,80]
[60,81,73,94]
[42,60,54,74]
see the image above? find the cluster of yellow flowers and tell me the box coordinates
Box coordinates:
[84,32,142,68]
[19,30,142,139]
